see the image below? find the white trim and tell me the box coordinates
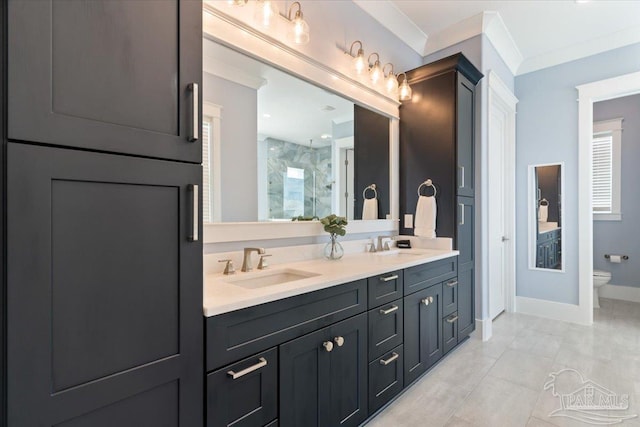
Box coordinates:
[593,213,622,221]
[203,102,222,223]
[482,12,524,76]
[203,219,399,244]
[598,284,640,304]
[528,162,565,273]
[592,118,623,217]
[486,70,518,316]
[515,296,588,326]
[352,0,428,56]
[476,318,493,342]
[576,70,640,327]
[389,118,400,221]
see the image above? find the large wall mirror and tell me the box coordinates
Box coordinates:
[529,163,564,271]
[202,38,391,224]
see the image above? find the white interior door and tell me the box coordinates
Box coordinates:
[487,72,518,320]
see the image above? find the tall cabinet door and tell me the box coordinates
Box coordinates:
[6,143,203,426]
[456,75,475,197]
[7,0,202,162]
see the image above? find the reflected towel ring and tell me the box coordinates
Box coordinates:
[417,179,437,197]
[363,184,378,200]
[540,198,549,206]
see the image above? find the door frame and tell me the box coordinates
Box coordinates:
[486,71,518,317]
[576,71,640,325]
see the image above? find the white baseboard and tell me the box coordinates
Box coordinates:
[476,318,492,341]
[516,296,590,325]
[599,284,640,303]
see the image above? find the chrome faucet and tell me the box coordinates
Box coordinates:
[241,247,266,272]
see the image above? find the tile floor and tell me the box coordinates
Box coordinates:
[367,298,640,427]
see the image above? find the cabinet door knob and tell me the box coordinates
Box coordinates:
[334,336,345,347]
[323,341,334,352]
[421,298,430,306]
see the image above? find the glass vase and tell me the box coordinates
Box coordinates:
[324,234,344,260]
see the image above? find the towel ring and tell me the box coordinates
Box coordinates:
[363,184,378,200]
[417,179,437,197]
[539,198,549,206]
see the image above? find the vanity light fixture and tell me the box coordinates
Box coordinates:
[383,63,398,94]
[254,0,279,29]
[368,53,383,85]
[286,1,310,45]
[347,41,367,75]
[398,73,412,101]
[227,0,248,6]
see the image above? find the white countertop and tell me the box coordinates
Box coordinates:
[203,248,459,317]
[538,221,560,234]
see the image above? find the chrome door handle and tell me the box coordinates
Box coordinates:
[323,341,334,352]
[379,352,399,366]
[502,236,509,242]
[334,336,345,347]
[380,274,399,282]
[446,280,458,287]
[446,315,459,323]
[188,83,199,142]
[189,184,199,241]
[379,305,399,315]
[459,203,465,226]
[227,357,267,379]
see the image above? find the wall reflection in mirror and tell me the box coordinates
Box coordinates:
[530,163,564,271]
[202,38,390,223]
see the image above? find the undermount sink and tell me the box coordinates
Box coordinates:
[224,268,320,289]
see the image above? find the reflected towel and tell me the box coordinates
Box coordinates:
[539,205,548,222]
[362,198,378,220]
[415,196,436,238]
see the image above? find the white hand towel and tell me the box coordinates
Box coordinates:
[415,195,436,238]
[539,205,548,222]
[362,198,378,220]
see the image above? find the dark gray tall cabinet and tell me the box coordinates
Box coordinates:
[399,53,482,346]
[1,1,203,426]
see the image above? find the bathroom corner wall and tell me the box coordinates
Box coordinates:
[593,93,640,288]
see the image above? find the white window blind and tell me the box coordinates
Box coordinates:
[592,134,613,213]
[202,117,212,223]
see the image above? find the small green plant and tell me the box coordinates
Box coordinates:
[319,214,348,236]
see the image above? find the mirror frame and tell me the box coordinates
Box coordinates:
[528,162,565,272]
[202,3,400,243]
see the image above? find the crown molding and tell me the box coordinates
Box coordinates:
[352,0,429,56]
[482,12,523,76]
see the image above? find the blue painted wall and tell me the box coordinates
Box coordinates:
[593,94,640,287]
[515,43,640,304]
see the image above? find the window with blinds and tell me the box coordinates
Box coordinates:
[592,134,613,213]
[202,117,212,223]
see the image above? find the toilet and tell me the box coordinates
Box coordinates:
[593,269,611,308]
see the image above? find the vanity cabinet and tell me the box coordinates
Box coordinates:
[280,313,368,427]
[7,0,202,163]
[537,229,561,269]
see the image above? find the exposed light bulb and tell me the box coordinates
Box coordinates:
[254,0,278,29]
[353,51,366,75]
[385,73,398,94]
[399,78,412,101]
[370,62,382,85]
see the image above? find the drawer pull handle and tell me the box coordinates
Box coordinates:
[227,357,267,379]
[380,274,399,282]
[421,296,434,306]
[379,352,399,366]
[446,280,458,287]
[446,315,459,323]
[323,341,334,352]
[334,336,345,347]
[379,305,399,315]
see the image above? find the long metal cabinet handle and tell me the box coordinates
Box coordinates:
[379,352,399,366]
[227,357,267,379]
[446,315,459,323]
[379,305,399,315]
[189,184,199,241]
[459,166,465,188]
[380,274,399,282]
[189,83,199,142]
[459,203,465,226]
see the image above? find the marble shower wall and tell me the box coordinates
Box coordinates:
[265,138,333,219]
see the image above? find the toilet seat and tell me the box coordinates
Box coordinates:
[593,269,611,278]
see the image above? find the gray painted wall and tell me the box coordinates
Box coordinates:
[515,42,640,304]
[203,72,258,222]
[593,94,640,287]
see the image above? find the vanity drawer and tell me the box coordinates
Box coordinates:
[368,299,403,361]
[369,345,404,414]
[442,278,458,317]
[443,312,459,355]
[206,279,367,371]
[404,257,457,295]
[368,270,403,308]
[207,347,278,427]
